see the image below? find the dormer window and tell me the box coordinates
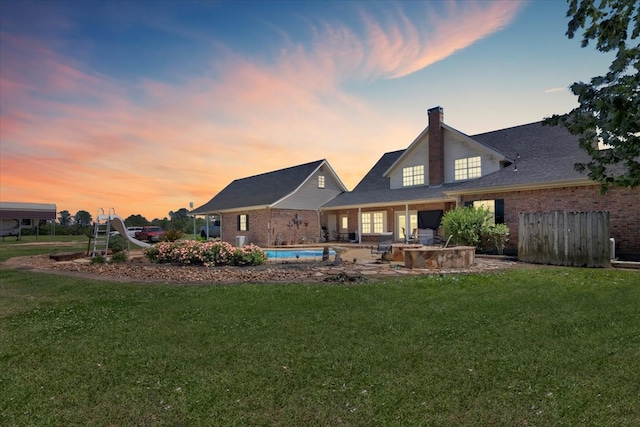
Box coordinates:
[454,156,481,180]
[402,165,424,187]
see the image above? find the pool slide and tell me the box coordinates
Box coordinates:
[108,214,151,249]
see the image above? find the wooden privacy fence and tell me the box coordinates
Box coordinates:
[518,211,610,267]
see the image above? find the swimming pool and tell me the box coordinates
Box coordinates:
[265,248,336,260]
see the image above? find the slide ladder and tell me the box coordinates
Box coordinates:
[91,207,115,257]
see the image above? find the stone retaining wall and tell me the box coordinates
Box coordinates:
[404,246,475,269]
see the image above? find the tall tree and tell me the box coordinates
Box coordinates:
[58,210,72,226]
[545,0,639,189]
[74,210,92,227]
[168,208,190,231]
[124,214,149,227]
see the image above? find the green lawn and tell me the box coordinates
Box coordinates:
[1,242,639,426]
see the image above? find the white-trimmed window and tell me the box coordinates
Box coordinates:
[454,156,481,180]
[361,211,385,234]
[402,165,424,186]
[318,175,325,188]
[238,214,248,231]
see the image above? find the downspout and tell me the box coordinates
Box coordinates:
[317,210,322,243]
[267,207,271,247]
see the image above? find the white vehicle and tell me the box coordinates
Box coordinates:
[126,226,144,237]
[110,226,143,237]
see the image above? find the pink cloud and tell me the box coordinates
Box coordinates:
[303,0,526,80]
[0,2,522,218]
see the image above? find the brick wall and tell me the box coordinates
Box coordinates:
[324,202,454,244]
[428,106,444,185]
[221,209,320,247]
[461,185,640,256]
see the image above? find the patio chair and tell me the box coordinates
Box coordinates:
[371,232,393,261]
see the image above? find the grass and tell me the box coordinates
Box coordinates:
[0,235,88,263]
[1,241,639,426]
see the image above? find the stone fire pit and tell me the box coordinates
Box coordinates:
[403,246,475,269]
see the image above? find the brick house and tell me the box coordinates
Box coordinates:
[321,107,640,258]
[191,160,347,246]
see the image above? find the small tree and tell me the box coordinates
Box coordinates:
[108,235,125,253]
[58,210,72,226]
[124,214,148,227]
[483,223,510,255]
[441,206,492,248]
[74,210,92,227]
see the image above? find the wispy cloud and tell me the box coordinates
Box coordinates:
[302,0,525,80]
[545,87,568,93]
[0,1,524,218]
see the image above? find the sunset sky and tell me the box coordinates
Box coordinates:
[0,0,611,220]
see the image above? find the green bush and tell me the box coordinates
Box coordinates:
[483,223,510,254]
[108,235,125,253]
[441,206,492,248]
[162,228,185,242]
[110,251,128,263]
[91,254,106,264]
[144,246,160,262]
[232,244,268,266]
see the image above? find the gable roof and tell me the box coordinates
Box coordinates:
[192,159,346,214]
[383,123,509,177]
[322,120,592,210]
[446,121,591,194]
[322,150,460,208]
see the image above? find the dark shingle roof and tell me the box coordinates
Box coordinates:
[451,122,591,191]
[192,160,325,213]
[323,150,461,207]
[323,121,591,208]
[471,121,583,160]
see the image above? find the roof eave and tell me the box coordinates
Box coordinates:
[444,178,594,196]
[321,196,456,210]
[383,126,429,177]
[272,160,349,206]
[192,204,273,215]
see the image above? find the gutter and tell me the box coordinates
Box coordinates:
[444,179,594,197]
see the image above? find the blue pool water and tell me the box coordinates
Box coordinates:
[265,249,336,259]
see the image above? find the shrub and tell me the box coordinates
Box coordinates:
[108,235,125,253]
[143,241,265,267]
[162,228,185,242]
[144,246,160,262]
[110,251,128,263]
[483,223,510,255]
[441,206,492,248]
[91,254,106,264]
[233,243,267,266]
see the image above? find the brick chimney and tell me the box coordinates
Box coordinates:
[428,106,444,185]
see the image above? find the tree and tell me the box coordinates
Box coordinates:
[545,0,639,189]
[168,207,190,232]
[124,214,149,227]
[74,210,92,227]
[58,210,72,226]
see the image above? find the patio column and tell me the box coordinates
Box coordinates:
[405,204,410,243]
[358,207,362,243]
